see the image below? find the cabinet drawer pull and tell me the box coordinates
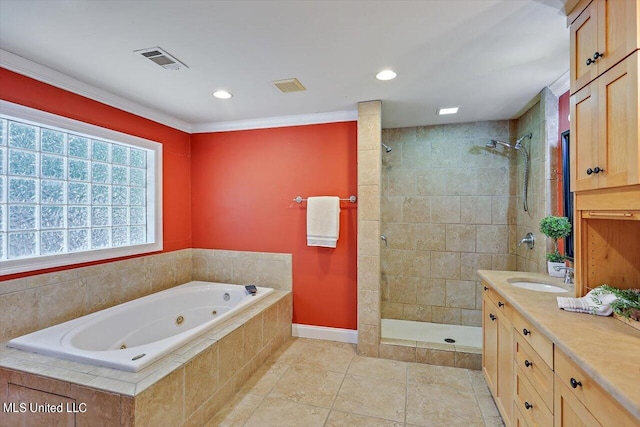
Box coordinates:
[524,402,533,410]
[586,167,593,175]
[587,212,632,218]
[593,166,604,174]
[489,314,497,321]
[498,301,505,307]
[522,328,531,336]
[524,360,532,368]
[483,286,488,291]
[570,377,582,389]
[586,57,594,66]
[593,51,604,60]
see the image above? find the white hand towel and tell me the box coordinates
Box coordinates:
[307,196,340,248]
[557,287,618,316]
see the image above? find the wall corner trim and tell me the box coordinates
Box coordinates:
[291,324,358,344]
[548,70,570,97]
[191,110,358,133]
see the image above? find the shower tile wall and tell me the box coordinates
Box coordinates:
[381,121,518,327]
[515,88,560,273]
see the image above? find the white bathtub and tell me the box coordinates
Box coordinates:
[7,281,274,372]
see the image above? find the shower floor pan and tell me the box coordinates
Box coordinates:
[381,319,482,348]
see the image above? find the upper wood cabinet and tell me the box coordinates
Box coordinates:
[570,51,640,192]
[570,0,640,94]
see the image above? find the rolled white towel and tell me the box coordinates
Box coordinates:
[557,287,618,316]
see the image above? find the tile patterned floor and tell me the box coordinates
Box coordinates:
[205,338,505,427]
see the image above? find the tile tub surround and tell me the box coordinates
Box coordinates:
[0,291,292,427]
[0,248,292,343]
[191,249,292,291]
[209,338,502,427]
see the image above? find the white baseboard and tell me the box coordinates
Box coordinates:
[291,324,358,344]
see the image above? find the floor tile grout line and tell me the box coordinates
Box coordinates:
[404,361,409,426]
[321,349,355,426]
[234,363,289,427]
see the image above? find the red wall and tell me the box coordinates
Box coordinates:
[557,90,570,215]
[191,123,358,330]
[0,68,192,279]
[557,91,570,254]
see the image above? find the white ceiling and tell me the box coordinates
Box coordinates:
[0,0,570,131]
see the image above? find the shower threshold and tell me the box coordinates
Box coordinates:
[382,319,482,348]
[380,319,482,369]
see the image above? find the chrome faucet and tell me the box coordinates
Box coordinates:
[517,232,535,250]
[554,266,574,285]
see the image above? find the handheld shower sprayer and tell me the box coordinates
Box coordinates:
[514,132,532,149]
[382,143,392,153]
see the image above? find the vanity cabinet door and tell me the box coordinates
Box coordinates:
[555,348,638,427]
[570,0,599,94]
[570,0,640,94]
[482,286,514,426]
[595,52,640,190]
[483,294,499,396]
[554,375,601,427]
[571,28,640,192]
[570,82,599,192]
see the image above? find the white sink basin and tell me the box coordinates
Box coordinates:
[508,281,568,293]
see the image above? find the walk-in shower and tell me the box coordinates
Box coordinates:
[486,132,532,211]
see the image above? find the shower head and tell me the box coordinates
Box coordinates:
[486,139,516,150]
[382,143,392,153]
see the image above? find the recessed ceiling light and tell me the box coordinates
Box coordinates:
[213,90,232,99]
[437,107,459,115]
[376,70,397,81]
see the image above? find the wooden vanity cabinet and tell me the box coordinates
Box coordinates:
[570,51,640,192]
[481,281,640,426]
[569,0,640,94]
[482,283,514,426]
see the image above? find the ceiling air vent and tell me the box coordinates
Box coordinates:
[273,78,306,93]
[134,47,188,71]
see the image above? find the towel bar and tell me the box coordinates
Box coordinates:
[293,195,357,204]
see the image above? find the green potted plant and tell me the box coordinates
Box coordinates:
[539,215,572,277]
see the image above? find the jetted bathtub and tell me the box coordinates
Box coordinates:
[7,281,273,372]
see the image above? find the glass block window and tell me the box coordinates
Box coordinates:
[0,101,162,275]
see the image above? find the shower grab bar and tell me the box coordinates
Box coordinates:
[293,195,357,204]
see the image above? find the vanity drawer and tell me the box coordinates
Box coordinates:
[512,310,553,369]
[555,348,638,427]
[514,405,533,427]
[514,334,553,412]
[515,366,553,427]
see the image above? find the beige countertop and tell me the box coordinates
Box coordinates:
[478,270,640,421]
